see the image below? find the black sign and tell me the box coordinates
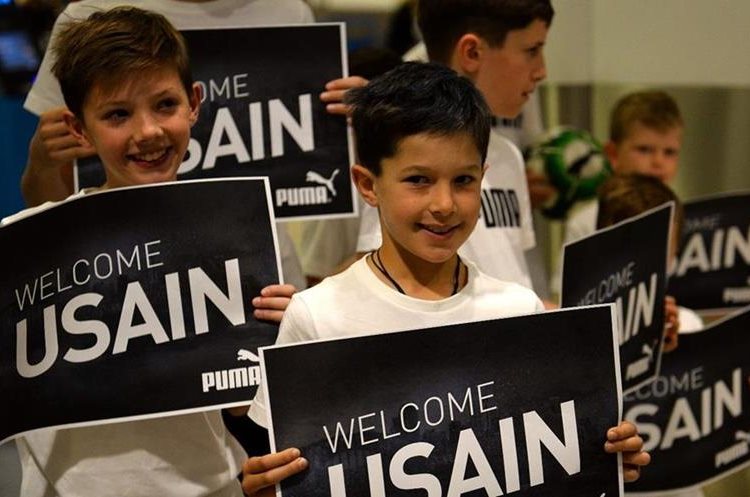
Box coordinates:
[669,192,750,313]
[0,179,280,444]
[624,307,750,494]
[561,204,673,394]
[262,306,623,497]
[76,24,354,221]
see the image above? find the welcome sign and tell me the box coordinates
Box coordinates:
[0,178,280,444]
[625,307,750,495]
[669,191,750,313]
[561,203,673,394]
[262,306,623,497]
[76,24,355,221]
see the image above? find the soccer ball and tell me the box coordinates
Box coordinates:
[524,126,612,219]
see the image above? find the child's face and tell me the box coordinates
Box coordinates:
[67,66,200,190]
[608,122,682,183]
[358,132,485,265]
[473,19,548,119]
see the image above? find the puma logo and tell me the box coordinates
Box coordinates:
[306,169,340,196]
[237,349,260,362]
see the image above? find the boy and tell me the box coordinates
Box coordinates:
[19,0,312,290]
[3,8,295,496]
[323,0,550,291]
[597,175,723,497]
[564,90,684,245]
[242,62,651,495]
[596,173,695,352]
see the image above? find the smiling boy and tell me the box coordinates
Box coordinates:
[242,62,651,495]
[3,8,295,497]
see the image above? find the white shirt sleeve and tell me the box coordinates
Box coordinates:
[247,294,313,428]
[355,203,382,253]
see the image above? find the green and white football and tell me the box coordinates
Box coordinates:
[525,126,612,219]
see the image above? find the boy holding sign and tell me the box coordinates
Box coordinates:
[4,8,295,497]
[243,62,650,495]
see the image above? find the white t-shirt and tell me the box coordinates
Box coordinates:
[356,130,536,289]
[2,193,247,497]
[23,0,313,291]
[550,199,599,297]
[563,199,599,247]
[248,256,544,427]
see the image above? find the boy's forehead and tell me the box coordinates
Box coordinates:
[392,131,483,162]
[494,19,549,47]
[85,66,185,107]
[621,121,683,142]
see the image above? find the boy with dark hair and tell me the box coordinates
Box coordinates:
[326,0,551,293]
[244,62,651,494]
[596,173,705,497]
[3,8,298,496]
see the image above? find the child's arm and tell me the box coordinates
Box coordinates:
[241,448,308,496]
[252,284,297,323]
[22,107,96,206]
[663,295,680,352]
[320,76,369,115]
[604,420,651,482]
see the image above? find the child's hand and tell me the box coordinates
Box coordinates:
[525,169,557,209]
[241,448,308,496]
[24,107,97,205]
[31,107,97,166]
[252,284,296,323]
[663,295,679,352]
[604,420,651,482]
[320,76,369,115]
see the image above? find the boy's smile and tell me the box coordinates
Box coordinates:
[67,67,200,190]
[357,132,484,275]
[608,122,682,183]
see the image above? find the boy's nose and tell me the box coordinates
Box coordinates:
[652,152,669,170]
[533,54,547,82]
[133,114,164,142]
[429,184,457,216]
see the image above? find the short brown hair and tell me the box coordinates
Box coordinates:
[596,173,683,236]
[417,0,554,64]
[609,90,683,143]
[52,6,192,119]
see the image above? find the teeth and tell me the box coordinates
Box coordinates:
[425,225,452,234]
[134,150,166,162]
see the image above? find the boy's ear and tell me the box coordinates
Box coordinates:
[351,164,378,207]
[603,140,620,170]
[453,33,484,76]
[188,83,202,126]
[63,111,93,149]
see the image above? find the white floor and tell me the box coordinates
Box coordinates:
[0,443,21,497]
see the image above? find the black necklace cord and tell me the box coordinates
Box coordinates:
[370,249,463,297]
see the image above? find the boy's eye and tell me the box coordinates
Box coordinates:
[455,175,476,186]
[404,175,430,185]
[157,98,179,111]
[104,109,129,123]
